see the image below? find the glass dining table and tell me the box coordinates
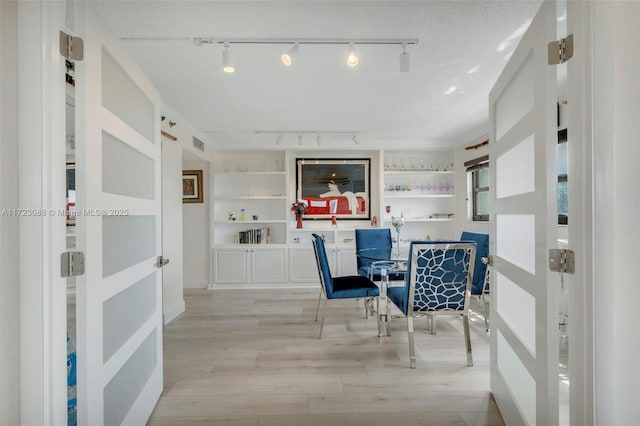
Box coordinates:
[356,247,410,337]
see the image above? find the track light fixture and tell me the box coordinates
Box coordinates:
[282,42,300,66]
[255,130,360,146]
[399,42,410,73]
[187,38,419,71]
[347,43,359,67]
[222,42,235,73]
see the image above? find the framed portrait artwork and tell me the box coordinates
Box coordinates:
[296,158,370,220]
[182,170,203,203]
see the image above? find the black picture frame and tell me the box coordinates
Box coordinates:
[296,158,370,220]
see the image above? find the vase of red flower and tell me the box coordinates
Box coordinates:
[291,200,308,229]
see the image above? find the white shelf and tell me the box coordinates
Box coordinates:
[383,193,454,198]
[214,171,286,176]
[384,170,454,175]
[383,218,454,223]
[214,195,286,200]
[214,220,287,224]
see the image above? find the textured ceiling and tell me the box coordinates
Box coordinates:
[95,0,543,149]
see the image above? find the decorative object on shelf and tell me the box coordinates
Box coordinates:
[391,213,405,258]
[296,158,370,220]
[240,208,246,221]
[253,215,259,221]
[291,199,308,229]
[228,211,236,221]
[183,170,203,203]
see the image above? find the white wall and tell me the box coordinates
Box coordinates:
[0,2,20,425]
[161,139,184,324]
[159,105,213,305]
[454,135,490,237]
[182,159,210,288]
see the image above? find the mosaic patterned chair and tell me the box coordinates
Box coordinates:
[355,228,406,282]
[460,231,491,331]
[311,233,380,339]
[387,241,476,368]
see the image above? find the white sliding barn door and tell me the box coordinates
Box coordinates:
[74,4,164,425]
[488,1,558,425]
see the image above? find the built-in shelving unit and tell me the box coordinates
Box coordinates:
[381,150,456,241]
[212,151,287,245]
[210,149,457,286]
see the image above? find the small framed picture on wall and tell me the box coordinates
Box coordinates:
[182,170,203,203]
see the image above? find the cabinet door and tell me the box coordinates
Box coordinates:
[289,247,320,283]
[335,247,357,276]
[251,248,287,283]
[213,248,249,283]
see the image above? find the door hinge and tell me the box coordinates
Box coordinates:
[155,255,170,268]
[59,31,84,61]
[549,249,575,274]
[486,255,494,267]
[548,33,573,65]
[61,251,85,278]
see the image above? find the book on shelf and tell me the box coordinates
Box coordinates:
[237,227,271,244]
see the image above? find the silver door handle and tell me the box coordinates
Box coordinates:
[156,256,170,268]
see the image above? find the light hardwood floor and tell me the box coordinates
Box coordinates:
[148,288,504,426]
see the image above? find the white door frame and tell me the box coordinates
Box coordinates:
[566,2,593,424]
[17,1,68,425]
[569,1,640,424]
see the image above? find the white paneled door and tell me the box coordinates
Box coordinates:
[489,1,558,425]
[75,4,164,425]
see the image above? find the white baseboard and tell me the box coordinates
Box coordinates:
[163,300,185,325]
[183,280,209,289]
[209,282,318,290]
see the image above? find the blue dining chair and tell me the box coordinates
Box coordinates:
[387,241,476,368]
[311,234,380,338]
[355,228,406,282]
[460,231,490,331]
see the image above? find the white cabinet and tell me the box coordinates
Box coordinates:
[289,247,318,283]
[213,247,249,283]
[329,245,357,276]
[287,244,356,284]
[213,247,287,285]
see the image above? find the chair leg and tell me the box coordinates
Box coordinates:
[430,315,437,335]
[314,289,323,322]
[407,316,416,369]
[386,296,391,336]
[364,298,368,319]
[482,294,489,331]
[463,314,473,367]
[318,298,328,339]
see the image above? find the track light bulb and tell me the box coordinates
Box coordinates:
[347,43,359,67]
[399,42,410,73]
[222,43,235,73]
[298,134,303,146]
[352,134,359,144]
[282,42,300,66]
[275,133,283,145]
